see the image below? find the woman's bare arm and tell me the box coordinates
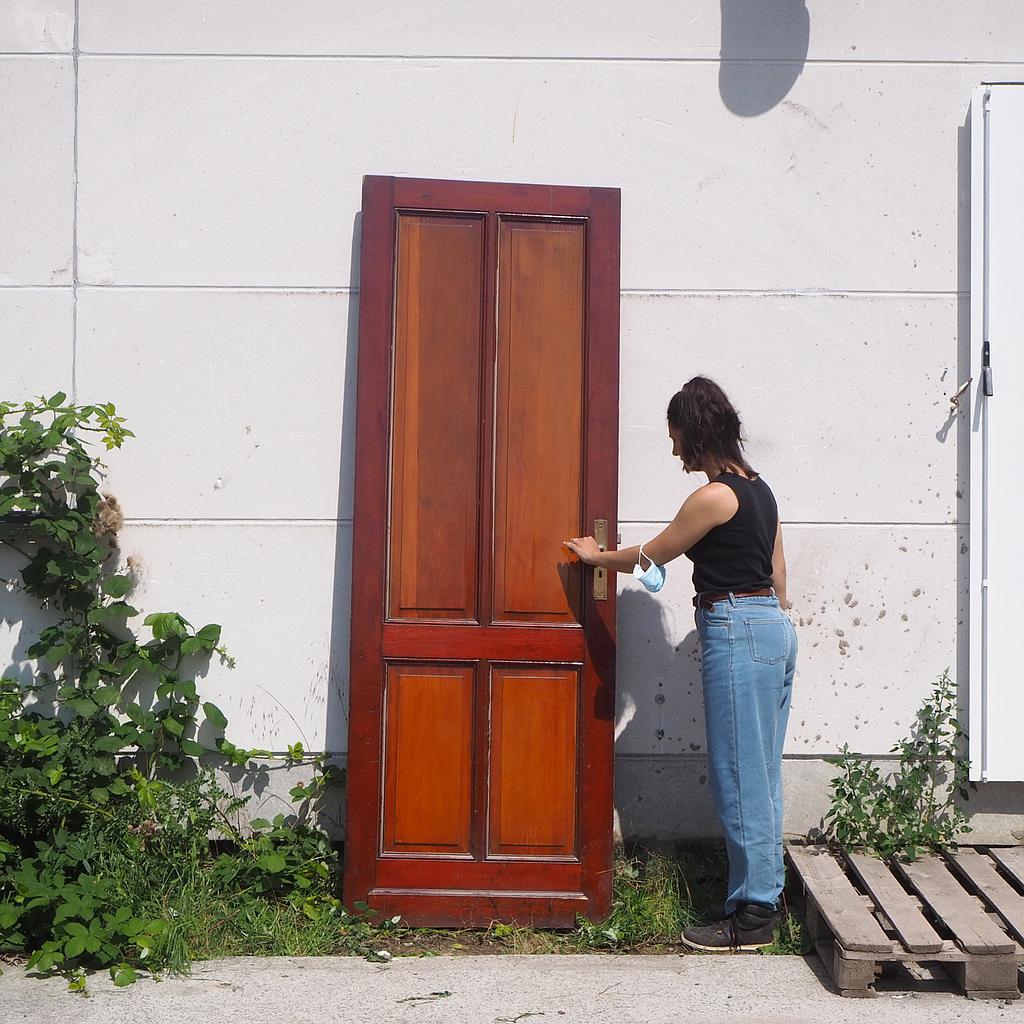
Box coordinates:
[565,483,737,573]
[771,519,789,609]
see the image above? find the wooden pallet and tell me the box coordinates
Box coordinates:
[787,845,1024,1000]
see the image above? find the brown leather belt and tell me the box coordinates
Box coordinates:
[696,587,774,609]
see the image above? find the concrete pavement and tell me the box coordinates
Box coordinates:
[2,953,1023,1023]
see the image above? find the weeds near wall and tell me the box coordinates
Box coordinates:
[0,395,388,992]
[814,668,972,861]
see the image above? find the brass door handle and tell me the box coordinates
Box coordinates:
[593,518,608,600]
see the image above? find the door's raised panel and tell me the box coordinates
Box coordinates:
[388,213,484,621]
[492,219,585,624]
[382,663,475,855]
[488,665,579,858]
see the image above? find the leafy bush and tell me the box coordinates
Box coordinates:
[0,394,374,991]
[815,668,972,860]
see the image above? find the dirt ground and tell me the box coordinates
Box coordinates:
[369,931,686,957]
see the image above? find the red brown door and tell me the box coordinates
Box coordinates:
[343,176,620,927]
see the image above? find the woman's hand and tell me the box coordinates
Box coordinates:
[563,535,603,566]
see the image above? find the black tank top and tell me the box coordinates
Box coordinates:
[685,472,778,596]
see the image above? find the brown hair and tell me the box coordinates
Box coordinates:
[666,376,757,477]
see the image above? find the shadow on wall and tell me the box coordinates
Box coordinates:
[613,586,724,841]
[719,0,810,116]
[954,112,970,754]
[321,210,362,841]
[0,561,58,705]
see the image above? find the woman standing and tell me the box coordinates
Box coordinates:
[564,376,797,952]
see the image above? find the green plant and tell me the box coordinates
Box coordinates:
[815,668,972,861]
[480,848,708,954]
[759,902,812,956]
[0,394,369,991]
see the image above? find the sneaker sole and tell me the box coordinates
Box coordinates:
[679,935,770,953]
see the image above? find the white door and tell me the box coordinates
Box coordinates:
[969,84,1024,781]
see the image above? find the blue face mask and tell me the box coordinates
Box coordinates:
[632,543,666,593]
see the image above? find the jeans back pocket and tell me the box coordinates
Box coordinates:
[744,617,789,665]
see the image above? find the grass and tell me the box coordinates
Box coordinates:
[0,838,809,976]
[372,839,811,958]
[92,842,374,971]
[478,843,707,954]
[760,906,813,955]
[134,839,810,962]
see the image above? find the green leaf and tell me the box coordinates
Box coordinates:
[0,904,23,930]
[197,623,222,646]
[144,612,190,639]
[202,702,228,730]
[46,392,67,409]
[93,685,121,706]
[180,739,205,757]
[72,532,98,556]
[162,716,184,737]
[101,576,132,598]
[88,601,138,623]
[68,695,98,716]
[111,965,137,987]
[258,853,287,874]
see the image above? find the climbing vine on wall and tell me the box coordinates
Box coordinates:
[0,394,369,991]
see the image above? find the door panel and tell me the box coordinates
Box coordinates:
[382,663,475,855]
[345,175,619,927]
[493,219,585,624]
[488,665,579,858]
[388,213,484,622]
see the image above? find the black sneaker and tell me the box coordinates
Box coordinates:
[680,901,780,953]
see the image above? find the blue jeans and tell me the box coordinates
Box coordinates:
[694,592,797,914]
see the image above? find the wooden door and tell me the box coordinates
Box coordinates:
[343,175,620,927]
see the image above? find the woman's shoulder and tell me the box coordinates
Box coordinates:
[690,479,740,523]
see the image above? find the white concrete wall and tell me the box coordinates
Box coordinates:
[3,2,1024,841]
